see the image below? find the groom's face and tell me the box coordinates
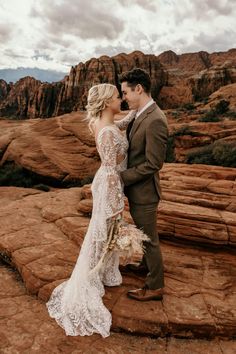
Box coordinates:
[121,82,140,110]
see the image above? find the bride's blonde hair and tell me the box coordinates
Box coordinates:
[86,83,117,133]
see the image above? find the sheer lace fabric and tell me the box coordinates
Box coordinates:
[47,125,128,337]
[115,110,136,131]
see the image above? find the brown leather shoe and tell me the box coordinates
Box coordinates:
[127,286,164,301]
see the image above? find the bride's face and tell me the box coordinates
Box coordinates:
[108,88,121,114]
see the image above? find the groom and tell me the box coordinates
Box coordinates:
[119,68,168,301]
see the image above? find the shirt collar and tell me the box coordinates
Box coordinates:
[135,99,154,119]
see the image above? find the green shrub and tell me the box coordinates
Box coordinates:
[173,125,192,136]
[186,141,236,167]
[212,141,236,167]
[198,97,209,104]
[198,111,222,122]
[166,126,203,163]
[182,103,195,111]
[0,163,35,187]
[198,100,230,122]
[165,136,175,163]
[172,125,203,137]
[214,100,230,114]
[171,111,180,119]
[225,111,236,120]
[0,162,90,189]
[186,144,215,165]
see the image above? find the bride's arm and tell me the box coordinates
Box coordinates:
[114,110,136,130]
[98,129,124,218]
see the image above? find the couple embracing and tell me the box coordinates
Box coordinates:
[47,68,169,337]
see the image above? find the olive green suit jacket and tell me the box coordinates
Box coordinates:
[120,102,168,204]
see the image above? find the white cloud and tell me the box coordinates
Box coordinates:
[0,22,14,43]
[0,0,235,72]
[30,0,125,40]
[117,0,157,11]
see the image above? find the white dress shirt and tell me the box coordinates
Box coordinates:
[135,99,154,119]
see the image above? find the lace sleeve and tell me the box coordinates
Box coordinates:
[97,128,124,218]
[114,110,136,130]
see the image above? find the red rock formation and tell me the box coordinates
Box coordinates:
[2,260,235,353]
[0,170,236,340]
[210,48,236,66]
[1,49,235,118]
[0,79,11,104]
[158,48,236,75]
[77,164,236,247]
[158,84,193,108]
[189,63,236,101]
[0,77,65,118]
[0,111,99,183]
[205,83,236,110]
[0,52,167,118]
[59,51,167,113]
[169,120,236,162]
[158,50,211,74]
[157,49,236,107]
[1,111,236,185]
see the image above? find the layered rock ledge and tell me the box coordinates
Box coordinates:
[0,163,235,343]
[1,111,236,187]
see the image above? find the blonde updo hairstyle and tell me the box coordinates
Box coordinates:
[86,83,117,133]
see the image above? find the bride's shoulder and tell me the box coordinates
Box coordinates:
[95,124,118,143]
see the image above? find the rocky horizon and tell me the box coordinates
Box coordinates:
[0,48,235,118]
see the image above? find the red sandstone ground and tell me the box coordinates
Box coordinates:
[0,161,235,352]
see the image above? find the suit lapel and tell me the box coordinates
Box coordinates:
[129,102,157,141]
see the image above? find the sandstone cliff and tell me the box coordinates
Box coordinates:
[0,49,235,118]
[158,48,236,74]
[0,52,167,118]
[0,79,10,101]
[190,63,236,101]
[157,49,236,108]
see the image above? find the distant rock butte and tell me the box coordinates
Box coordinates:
[158,48,236,73]
[0,48,235,117]
[158,49,236,108]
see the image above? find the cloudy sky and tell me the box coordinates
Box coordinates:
[0,0,235,73]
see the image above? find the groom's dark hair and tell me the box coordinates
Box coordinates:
[119,68,151,94]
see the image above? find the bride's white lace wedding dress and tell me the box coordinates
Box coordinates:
[46,114,133,337]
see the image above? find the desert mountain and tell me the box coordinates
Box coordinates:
[0,49,235,118]
[0,67,67,83]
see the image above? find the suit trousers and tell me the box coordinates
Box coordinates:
[129,201,164,290]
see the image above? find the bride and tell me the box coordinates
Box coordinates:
[46,83,135,337]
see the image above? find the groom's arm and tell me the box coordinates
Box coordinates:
[120,118,168,186]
